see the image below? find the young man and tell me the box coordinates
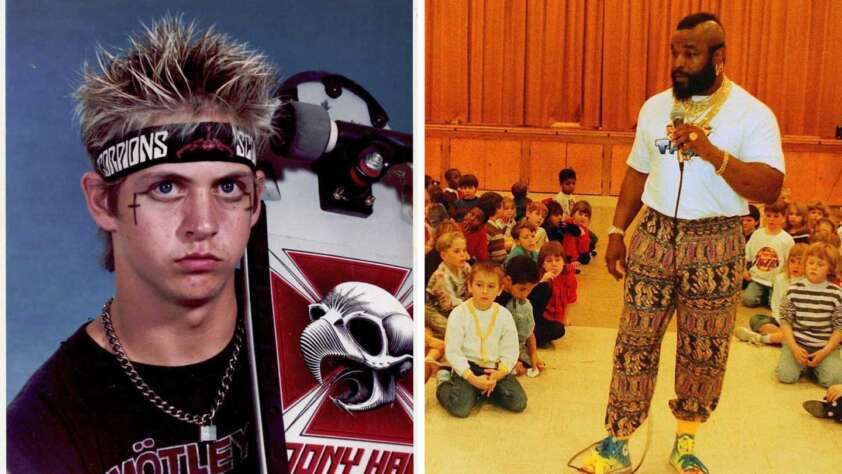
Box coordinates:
[587,12,785,474]
[7,18,277,472]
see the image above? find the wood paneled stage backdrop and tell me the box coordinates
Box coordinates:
[425,0,842,204]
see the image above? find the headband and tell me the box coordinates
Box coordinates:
[94,122,256,182]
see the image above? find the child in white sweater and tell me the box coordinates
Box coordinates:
[436,261,527,417]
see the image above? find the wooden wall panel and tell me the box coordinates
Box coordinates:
[427,0,842,137]
[528,141,567,193]
[483,139,522,190]
[610,144,632,195]
[426,137,444,182]
[469,0,527,124]
[426,0,470,124]
[448,138,521,191]
[566,143,603,194]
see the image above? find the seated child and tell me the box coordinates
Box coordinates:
[554,167,577,216]
[505,222,539,264]
[776,242,842,388]
[436,261,527,417]
[499,256,545,376]
[524,201,549,249]
[424,220,460,286]
[743,199,794,308]
[736,243,806,345]
[461,207,490,262]
[527,241,575,346]
[452,174,480,220]
[741,204,760,241]
[511,181,531,222]
[566,200,599,265]
[785,201,810,243]
[425,231,471,380]
[543,200,580,243]
[806,200,831,233]
[442,168,461,203]
[498,196,517,251]
[803,384,842,423]
[480,192,507,263]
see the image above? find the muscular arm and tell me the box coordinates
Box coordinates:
[611,166,648,230]
[702,149,783,204]
[673,126,784,204]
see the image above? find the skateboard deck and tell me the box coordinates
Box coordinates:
[245,72,414,473]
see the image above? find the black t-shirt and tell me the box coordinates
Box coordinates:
[8,323,257,473]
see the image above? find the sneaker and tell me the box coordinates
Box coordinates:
[735,327,762,345]
[669,434,709,474]
[802,400,833,419]
[436,369,452,384]
[580,436,631,474]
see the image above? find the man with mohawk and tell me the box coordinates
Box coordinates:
[8,18,277,472]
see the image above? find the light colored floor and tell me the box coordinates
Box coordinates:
[425,195,841,473]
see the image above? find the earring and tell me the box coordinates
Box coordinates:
[715,63,723,76]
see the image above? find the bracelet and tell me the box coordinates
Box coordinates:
[716,150,730,175]
[607,225,625,236]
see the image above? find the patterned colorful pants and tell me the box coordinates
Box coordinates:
[605,209,744,437]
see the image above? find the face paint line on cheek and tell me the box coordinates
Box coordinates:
[129,193,142,225]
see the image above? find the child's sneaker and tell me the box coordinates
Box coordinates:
[436,369,452,384]
[580,436,631,473]
[669,433,709,474]
[735,327,762,345]
[802,400,834,419]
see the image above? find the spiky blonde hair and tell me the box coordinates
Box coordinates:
[75,15,279,162]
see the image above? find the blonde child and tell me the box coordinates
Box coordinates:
[784,201,810,243]
[776,242,842,388]
[437,261,527,417]
[736,243,807,345]
[425,232,471,380]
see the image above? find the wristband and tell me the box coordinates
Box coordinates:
[607,225,625,236]
[716,150,730,175]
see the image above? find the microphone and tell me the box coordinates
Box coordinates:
[670,104,686,166]
[270,101,412,164]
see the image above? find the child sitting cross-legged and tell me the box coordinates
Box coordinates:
[425,231,471,380]
[776,242,842,388]
[528,241,575,346]
[736,243,807,345]
[436,261,527,417]
[498,255,545,376]
[505,221,539,264]
[461,207,490,263]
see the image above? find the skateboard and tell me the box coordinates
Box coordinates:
[244,72,414,473]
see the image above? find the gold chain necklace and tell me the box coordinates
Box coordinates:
[675,76,732,129]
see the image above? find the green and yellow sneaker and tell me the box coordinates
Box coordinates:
[580,436,632,474]
[669,433,709,474]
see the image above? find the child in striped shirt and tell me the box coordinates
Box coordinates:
[777,242,842,387]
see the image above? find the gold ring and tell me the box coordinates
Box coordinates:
[689,132,699,141]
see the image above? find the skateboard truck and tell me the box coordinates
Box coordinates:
[271,71,412,217]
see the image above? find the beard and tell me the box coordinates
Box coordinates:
[671,58,717,100]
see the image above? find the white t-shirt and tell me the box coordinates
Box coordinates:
[627,83,785,219]
[746,228,795,287]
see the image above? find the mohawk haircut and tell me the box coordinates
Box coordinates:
[75,16,279,163]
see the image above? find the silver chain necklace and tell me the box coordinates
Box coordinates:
[100,298,243,442]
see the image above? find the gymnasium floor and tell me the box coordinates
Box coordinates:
[424,196,841,473]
